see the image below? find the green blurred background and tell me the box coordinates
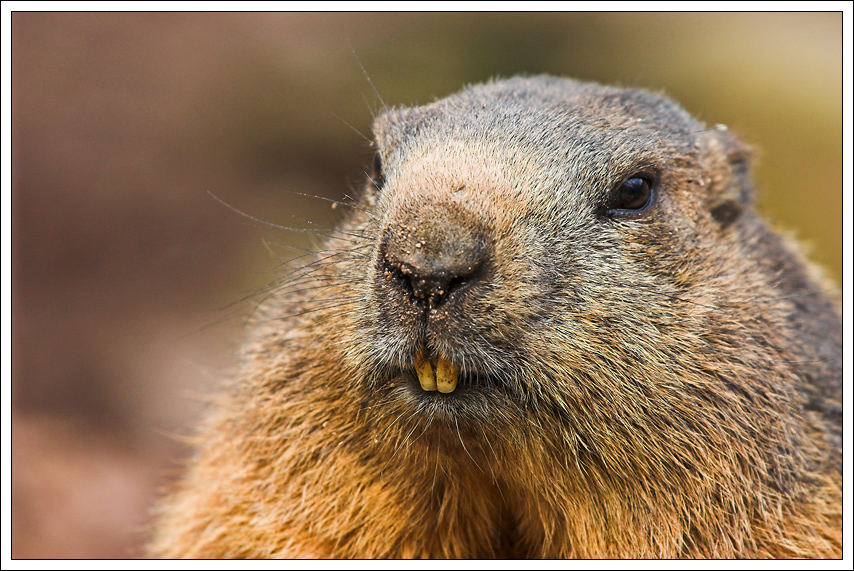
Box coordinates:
[11,12,841,557]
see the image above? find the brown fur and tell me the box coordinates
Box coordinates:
[149,76,841,558]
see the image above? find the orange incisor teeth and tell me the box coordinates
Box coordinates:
[414,349,437,391]
[436,358,459,394]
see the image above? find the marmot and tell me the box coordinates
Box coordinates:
[149,76,842,558]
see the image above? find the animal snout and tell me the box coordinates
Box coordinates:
[380,203,489,310]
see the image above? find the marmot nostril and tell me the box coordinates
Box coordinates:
[382,253,482,308]
[380,203,489,309]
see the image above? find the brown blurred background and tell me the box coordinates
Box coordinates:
[10,12,842,558]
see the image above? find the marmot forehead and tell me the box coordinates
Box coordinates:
[372,75,703,158]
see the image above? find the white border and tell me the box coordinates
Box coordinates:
[1,1,851,12]
[841,3,853,570]
[1,0,12,569]
[1,3,850,570]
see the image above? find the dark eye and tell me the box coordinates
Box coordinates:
[370,152,385,190]
[607,175,654,216]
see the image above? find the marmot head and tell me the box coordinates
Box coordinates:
[334,76,795,473]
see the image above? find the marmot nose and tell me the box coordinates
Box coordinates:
[381,206,488,309]
[382,255,482,308]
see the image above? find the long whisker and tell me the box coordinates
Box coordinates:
[332,112,373,145]
[276,188,377,217]
[351,48,387,111]
[454,416,482,472]
[207,190,374,242]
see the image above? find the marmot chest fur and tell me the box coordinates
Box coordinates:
[150,76,842,558]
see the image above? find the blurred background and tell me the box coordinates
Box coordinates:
[10,12,842,558]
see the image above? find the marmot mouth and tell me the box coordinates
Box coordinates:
[391,347,502,397]
[413,348,459,393]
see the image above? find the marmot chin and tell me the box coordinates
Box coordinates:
[149,76,842,558]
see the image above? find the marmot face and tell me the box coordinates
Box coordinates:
[351,77,771,447]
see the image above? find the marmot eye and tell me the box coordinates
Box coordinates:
[370,152,385,190]
[608,175,654,215]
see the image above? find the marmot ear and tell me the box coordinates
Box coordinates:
[704,125,755,229]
